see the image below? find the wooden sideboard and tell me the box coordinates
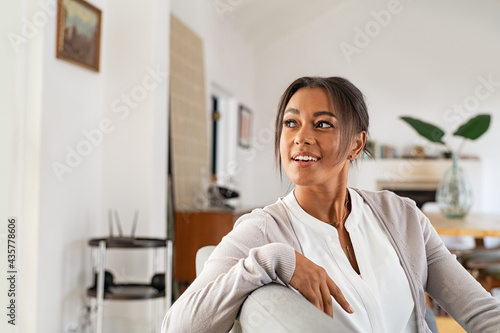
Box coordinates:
[174,210,246,287]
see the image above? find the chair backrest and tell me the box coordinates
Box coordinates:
[196,245,216,276]
[193,245,438,333]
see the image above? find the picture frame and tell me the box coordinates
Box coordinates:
[56,0,102,72]
[238,105,252,149]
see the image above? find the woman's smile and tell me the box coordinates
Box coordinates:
[291,151,320,167]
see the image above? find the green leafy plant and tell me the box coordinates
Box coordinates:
[400,114,491,157]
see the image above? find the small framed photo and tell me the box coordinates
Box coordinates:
[238,105,252,149]
[56,0,102,72]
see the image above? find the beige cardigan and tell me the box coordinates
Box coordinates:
[162,189,500,333]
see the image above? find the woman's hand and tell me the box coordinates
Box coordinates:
[290,251,354,317]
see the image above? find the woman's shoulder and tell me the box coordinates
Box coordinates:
[354,188,425,228]
[235,199,290,227]
[233,199,299,249]
[353,188,428,236]
[354,188,419,211]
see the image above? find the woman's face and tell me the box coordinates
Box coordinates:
[279,87,350,188]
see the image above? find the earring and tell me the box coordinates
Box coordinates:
[349,155,354,159]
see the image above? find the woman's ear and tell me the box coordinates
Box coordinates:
[350,131,366,159]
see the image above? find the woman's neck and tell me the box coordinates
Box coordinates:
[293,183,349,225]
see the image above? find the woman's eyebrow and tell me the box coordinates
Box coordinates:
[313,111,336,118]
[284,109,336,118]
[284,108,300,114]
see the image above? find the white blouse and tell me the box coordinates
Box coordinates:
[282,188,417,333]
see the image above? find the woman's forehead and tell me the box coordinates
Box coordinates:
[286,87,335,113]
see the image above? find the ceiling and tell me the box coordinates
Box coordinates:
[224,0,345,49]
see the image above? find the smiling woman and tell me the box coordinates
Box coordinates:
[277,79,367,202]
[162,76,500,333]
[275,77,370,171]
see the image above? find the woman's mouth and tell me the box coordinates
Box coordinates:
[291,153,320,166]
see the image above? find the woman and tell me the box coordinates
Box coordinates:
[162,77,500,332]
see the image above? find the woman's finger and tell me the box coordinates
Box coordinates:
[303,284,322,312]
[320,280,333,317]
[291,251,354,316]
[313,284,324,312]
[328,278,355,314]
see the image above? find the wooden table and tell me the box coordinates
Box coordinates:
[424,212,500,246]
[425,212,500,294]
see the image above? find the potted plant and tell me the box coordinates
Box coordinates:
[400,114,491,218]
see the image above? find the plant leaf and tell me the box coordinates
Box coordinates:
[453,114,491,140]
[400,116,446,144]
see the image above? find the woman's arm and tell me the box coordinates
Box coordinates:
[161,212,296,333]
[422,213,500,332]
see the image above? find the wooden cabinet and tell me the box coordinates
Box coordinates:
[174,210,244,286]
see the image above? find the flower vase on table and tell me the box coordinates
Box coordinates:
[436,155,472,218]
[400,113,491,218]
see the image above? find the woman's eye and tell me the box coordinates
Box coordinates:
[283,119,297,128]
[317,121,333,128]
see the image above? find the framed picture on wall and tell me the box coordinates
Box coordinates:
[238,105,252,148]
[56,0,102,72]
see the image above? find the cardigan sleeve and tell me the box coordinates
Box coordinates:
[161,210,296,333]
[419,208,500,332]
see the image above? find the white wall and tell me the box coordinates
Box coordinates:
[171,0,258,208]
[1,0,169,332]
[251,0,500,212]
[1,0,43,332]
[100,0,169,329]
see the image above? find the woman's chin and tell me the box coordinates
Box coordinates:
[287,177,319,187]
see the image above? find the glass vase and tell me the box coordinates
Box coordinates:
[436,155,472,218]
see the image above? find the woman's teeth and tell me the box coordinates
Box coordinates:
[294,156,318,161]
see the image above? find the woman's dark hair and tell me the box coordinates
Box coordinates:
[274,76,370,170]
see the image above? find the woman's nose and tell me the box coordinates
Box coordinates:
[294,126,314,145]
